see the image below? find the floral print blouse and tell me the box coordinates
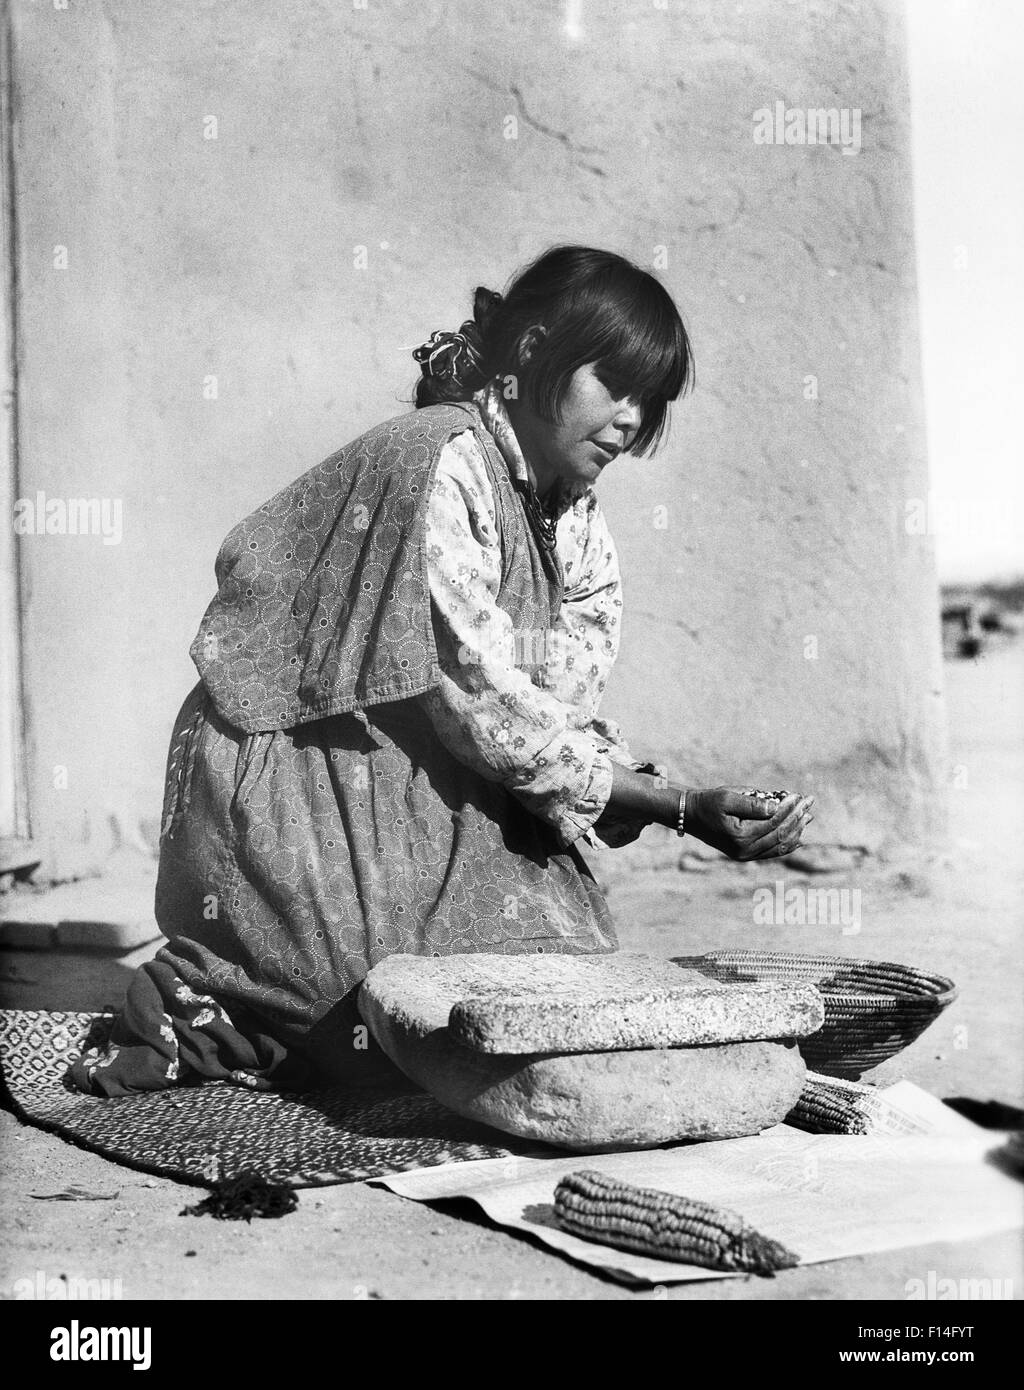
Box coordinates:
[420,382,648,849]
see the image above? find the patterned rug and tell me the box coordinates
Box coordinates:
[0,1009,526,1188]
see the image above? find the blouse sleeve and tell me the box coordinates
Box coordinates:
[542,490,656,848]
[419,433,614,849]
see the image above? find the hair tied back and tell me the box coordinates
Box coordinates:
[412,328,480,382]
[412,286,503,404]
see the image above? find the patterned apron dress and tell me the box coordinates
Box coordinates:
[69,402,618,1095]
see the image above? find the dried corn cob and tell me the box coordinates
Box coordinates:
[786,1076,873,1135]
[553,1169,800,1276]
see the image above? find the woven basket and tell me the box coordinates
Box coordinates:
[674,950,957,1079]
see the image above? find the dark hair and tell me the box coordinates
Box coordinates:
[413,246,693,456]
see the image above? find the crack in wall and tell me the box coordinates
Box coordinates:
[462,66,607,177]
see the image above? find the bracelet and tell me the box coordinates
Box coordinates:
[676,790,686,838]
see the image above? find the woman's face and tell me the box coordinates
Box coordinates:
[509,363,645,496]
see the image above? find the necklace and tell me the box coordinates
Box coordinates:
[518,479,559,552]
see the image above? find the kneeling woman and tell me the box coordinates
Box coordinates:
[71,246,813,1096]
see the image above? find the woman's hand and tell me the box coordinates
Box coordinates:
[603,768,814,858]
[685,788,814,861]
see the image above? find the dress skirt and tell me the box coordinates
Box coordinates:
[68,682,618,1095]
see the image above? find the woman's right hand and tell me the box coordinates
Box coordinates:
[685,787,814,861]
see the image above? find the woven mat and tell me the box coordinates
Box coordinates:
[0,1009,525,1188]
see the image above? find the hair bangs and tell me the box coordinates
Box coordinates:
[590,274,692,455]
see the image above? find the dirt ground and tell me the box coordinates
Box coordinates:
[1,643,1021,1301]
